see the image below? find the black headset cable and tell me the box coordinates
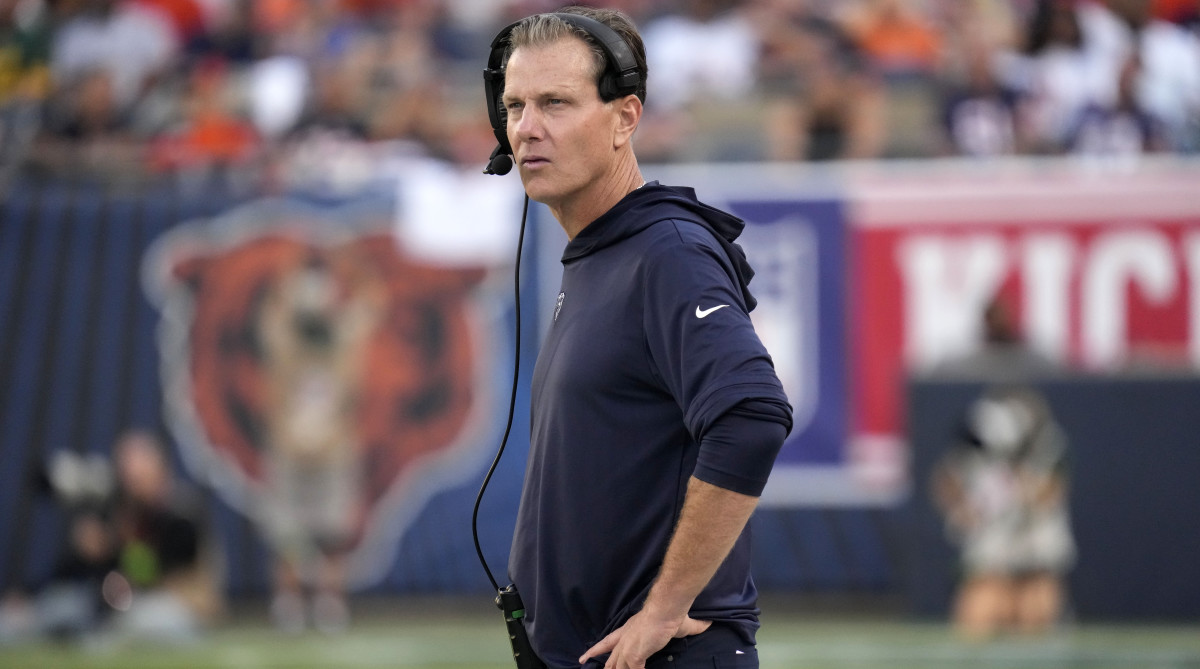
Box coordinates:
[472,194,530,592]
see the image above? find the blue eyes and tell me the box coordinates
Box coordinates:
[506,99,567,112]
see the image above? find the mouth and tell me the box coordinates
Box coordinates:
[521,155,549,169]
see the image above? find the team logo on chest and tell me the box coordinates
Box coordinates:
[554,291,566,322]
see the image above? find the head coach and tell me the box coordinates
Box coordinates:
[483,6,794,668]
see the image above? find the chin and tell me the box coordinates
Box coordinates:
[519,174,561,206]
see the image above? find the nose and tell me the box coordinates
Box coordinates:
[509,103,542,147]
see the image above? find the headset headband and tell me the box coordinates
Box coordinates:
[483,12,642,172]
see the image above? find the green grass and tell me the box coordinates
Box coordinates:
[756,620,1200,668]
[3,610,1199,668]
[0,619,512,669]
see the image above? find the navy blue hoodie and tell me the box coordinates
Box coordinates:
[509,182,792,668]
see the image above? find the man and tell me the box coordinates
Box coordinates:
[495,7,793,669]
[109,430,222,639]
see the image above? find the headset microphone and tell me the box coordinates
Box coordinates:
[485,145,513,176]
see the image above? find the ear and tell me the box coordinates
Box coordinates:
[612,94,642,149]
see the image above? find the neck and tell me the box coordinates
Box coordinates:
[552,158,644,240]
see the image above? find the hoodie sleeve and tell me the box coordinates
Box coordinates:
[694,399,793,496]
[642,220,792,466]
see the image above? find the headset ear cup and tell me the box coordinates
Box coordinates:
[483,63,512,155]
[496,99,509,148]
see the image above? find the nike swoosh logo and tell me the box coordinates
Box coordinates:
[695,304,730,319]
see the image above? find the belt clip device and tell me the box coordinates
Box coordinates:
[496,584,547,669]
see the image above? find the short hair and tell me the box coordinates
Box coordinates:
[505,6,648,104]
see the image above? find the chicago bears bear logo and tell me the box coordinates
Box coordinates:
[143,199,494,587]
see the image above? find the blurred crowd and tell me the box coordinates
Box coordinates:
[0,0,1198,191]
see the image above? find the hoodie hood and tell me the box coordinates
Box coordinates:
[561,182,758,311]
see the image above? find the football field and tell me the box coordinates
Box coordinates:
[2,600,1198,669]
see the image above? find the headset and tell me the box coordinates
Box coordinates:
[482,12,644,175]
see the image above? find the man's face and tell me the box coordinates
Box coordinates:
[502,37,616,208]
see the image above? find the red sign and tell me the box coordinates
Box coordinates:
[848,162,1200,442]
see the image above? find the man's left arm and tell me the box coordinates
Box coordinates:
[579,477,756,669]
[579,405,789,669]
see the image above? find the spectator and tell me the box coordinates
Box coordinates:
[369,1,440,95]
[148,58,261,179]
[0,0,52,181]
[186,0,260,65]
[1079,0,1200,151]
[997,0,1116,154]
[50,0,180,115]
[641,0,759,112]
[29,67,145,180]
[939,41,1024,157]
[843,0,943,77]
[934,0,1027,156]
[632,0,761,161]
[1063,51,1170,161]
[0,0,52,104]
[758,0,887,161]
[275,54,376,192]
[842,0,946,156]
[368,0,476,157]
